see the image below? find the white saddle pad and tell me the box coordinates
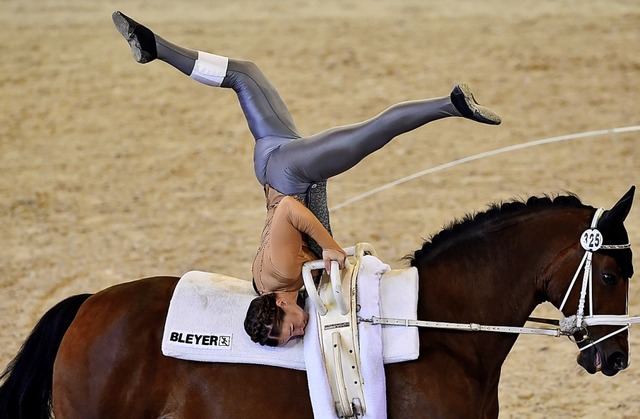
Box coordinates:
[161,265,419,370]
[161,271,305,369]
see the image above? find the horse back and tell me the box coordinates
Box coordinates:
[52,276,312,418]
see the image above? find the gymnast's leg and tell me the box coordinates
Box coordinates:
[111,11,302,183]
[111,11,334,234]
[111,12,299,139]
[267,86,501,195]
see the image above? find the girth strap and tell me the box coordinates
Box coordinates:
[304,243,377,418]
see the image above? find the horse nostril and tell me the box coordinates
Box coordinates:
[609,352,628,371]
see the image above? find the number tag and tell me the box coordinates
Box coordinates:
[581,229,603,251]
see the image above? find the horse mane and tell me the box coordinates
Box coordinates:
[406,193,588,267]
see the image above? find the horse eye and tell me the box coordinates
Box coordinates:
[602,273,618,285]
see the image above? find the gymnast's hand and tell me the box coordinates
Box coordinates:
[322,249,346,272]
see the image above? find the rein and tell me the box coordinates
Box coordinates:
[360,208,640,349]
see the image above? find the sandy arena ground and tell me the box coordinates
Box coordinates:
[1,0,639,417]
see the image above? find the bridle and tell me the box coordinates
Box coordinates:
[555,207,632,350]
[363,208,639,350]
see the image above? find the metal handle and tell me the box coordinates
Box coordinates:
[301,250,352,317]
[302,259,328,316]
[331,261,349,315]
[355,242,376,258]
[330,242,375,315]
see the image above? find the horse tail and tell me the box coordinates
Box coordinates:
[0,293,92,419]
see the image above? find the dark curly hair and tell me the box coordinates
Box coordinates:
[244,293,285,346]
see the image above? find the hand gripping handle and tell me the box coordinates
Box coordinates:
[302,256,351,317]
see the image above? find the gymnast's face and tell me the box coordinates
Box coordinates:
[275,300,309,346]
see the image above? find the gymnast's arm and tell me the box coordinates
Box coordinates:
[279,197,347,272]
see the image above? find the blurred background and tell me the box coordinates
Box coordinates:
[1,1,639,417]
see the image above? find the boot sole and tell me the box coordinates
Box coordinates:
[457,82,502,125]
[112,12,149,63]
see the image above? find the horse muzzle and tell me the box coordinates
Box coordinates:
[577,346,628,376]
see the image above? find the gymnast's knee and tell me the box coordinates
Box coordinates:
[224,59,262,81]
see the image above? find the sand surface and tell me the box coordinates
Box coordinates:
[1,0,640,417]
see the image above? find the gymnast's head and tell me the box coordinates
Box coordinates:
[244,292,308,346]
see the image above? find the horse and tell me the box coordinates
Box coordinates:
[0,187,635,419]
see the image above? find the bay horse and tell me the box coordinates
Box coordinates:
[0,187,635,419]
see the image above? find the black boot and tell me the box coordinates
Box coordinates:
[112,11,157,64]
[450,83,501,125]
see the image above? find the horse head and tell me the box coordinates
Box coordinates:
[546,186,635,376]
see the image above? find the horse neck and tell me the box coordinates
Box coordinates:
[416,208,589,363]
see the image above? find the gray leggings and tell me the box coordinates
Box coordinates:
[154,37,460,249]
[220,59,460,196]
[154,37,461,195]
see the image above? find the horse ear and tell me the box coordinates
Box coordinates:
[600,185,635,227]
